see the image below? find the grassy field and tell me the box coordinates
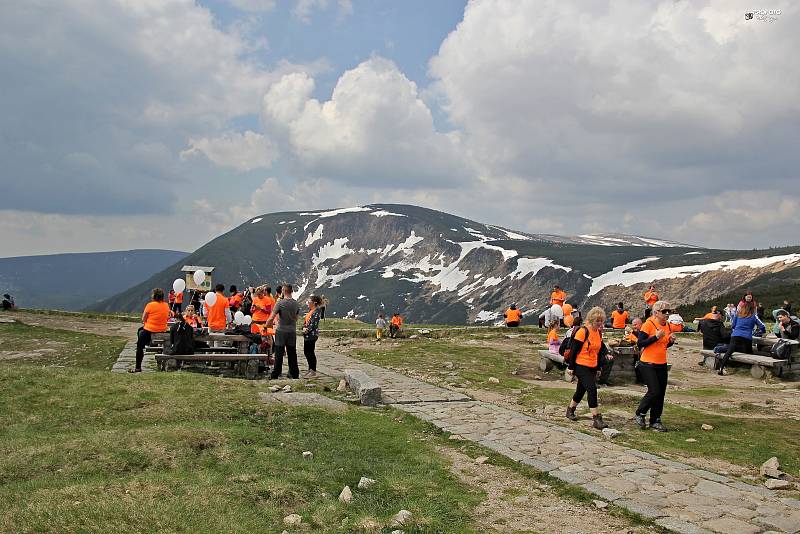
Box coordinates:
[352,338,800,477]
[0,321,485,533]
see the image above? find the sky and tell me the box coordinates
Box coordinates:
[1,0,798,257]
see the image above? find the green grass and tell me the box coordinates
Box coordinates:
[0,323,483,533]
[15,307,140,322]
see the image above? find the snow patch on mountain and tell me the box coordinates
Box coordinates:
[475,310,500,322]
[371,210,406,218]
[250,217,262,224]
[510,258,572,280]
[312,238,355,267]
[303,206,371,218]
[489,225,532,240]
[305,224,324,246]
[315,265,361,288]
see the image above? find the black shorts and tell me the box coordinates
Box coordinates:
[274,330,297,347]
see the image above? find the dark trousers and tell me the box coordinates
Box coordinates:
[598,357,614,385]
[644,307,652,319]
[719,336,753,371]
[303,337,317,371]
[271,331,299,379]
[171,302,182,314]
[636,363,668,423]
[572,364,599,408]
[389,324,399,338]
[135,328,153,370]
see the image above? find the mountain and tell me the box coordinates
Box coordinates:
[89,205,800,324]
[0,250,189,311]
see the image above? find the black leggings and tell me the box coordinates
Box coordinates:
[572,364,599,409]
[303,337,317,371]
[271,331,299,379]
[135,328,153,370]
[718,336,753,371]
[637,363,668,423]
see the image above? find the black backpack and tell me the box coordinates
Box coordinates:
[559,326,588,361]
[771,339,796,360]
[164,321,194,355]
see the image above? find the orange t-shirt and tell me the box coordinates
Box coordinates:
[251,295,274,322]
[143,301,170,333]
[391,316,403,327]
[639,318,670,364]
[229,293,243,309]
[701,312,715,320]
[611,310,629,329]
[573,327,603,368]
[644,290,659,306]
[183,314,201,328]
[175,292,183,304]
[505,309,522,323]
[550,290,566,306]
[546,330,559,344]
[204,293,230,331]
[669,323,684,333]
[625,332,639,343]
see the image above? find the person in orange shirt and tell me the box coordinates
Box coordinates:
[132,288,171,373]
[504,304,522,327]
[173,289,184,314]
[694,305,719,322]
[390,313,403,338]
[228,285,243,313]
[550,285,566,307]
[634,300,675,432]
[250,285,275,333]
[565,307,609,430]
[204,284,231,332]
[624,317,643,343]
[183,304,202,329]
[610,302,629,329]
[546,321,560,353]
[643,285,659,319]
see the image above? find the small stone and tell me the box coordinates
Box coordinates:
[302,451,313,460]
[391,531,403,534]
[391,510,412,527]
[474,456,489,465]
[593,500,609,509]
[701,424,714,431]
[339,485,353,503]
[282,384,292,393]
[357,476,376,490]
[283,514,302,526]
[533,375,542,380]
[761,457,780,474]
[337,378,347,392]
[487,377,500,384]
[269,385,281,393]
[448,434,465,441]
[443,361,454,369]
[409,335,418,339]
[764,479,791,490]
[513,495,529,504]
[685,438,697,443]
[511,370,518,375]
[602,428,621,440]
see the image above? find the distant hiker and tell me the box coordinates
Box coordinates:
[756,303,765,321]
[504,304,522,327]
[698,311,729,350]
[320,297,328,320]
[229,285,243,314]
[783,300,793,314]
[302,295,323,378]
[694,306,719,322]
[564,307,609,430]
[190,290,202,315]
[724,303,736,324]
[610,302,629,329]
[168,289,176,313]
[173,287,183,314]
[390,313,403,338]
[546,321,560,353]
[183,304,202,330]
[267,284,300,379]
[376,314,387,340]
[550,285,566,307]
[718,298,765,375]
[204,284,231,332]
[131,288,170,373]
[635,301,675,431]
[643,285,659,319]
[776,310,800,340]
[1,293,15,311]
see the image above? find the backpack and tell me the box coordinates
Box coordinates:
[164,321,194,356]
[771,339,797,359]
[559,326,588,362]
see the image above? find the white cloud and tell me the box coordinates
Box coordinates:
[180,131,279,171]
[292,0,353,23]
[229,0,276,12]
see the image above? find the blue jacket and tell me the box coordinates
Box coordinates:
[731,314,765,339]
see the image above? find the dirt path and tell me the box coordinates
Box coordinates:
[4,311,139,337]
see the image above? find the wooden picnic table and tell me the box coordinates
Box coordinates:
[700,349,788,379]
[537,344,641,384]
[150,331,253,354]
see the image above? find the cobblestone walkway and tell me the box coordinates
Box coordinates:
[111,340,155,373]
[316,349,800,534]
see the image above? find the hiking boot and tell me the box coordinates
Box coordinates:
[717,369,727,376]
[592,414,608,430]
[565,406,578,421]
[634,413,646,429]
[650,420,668,432]
[304,370,317,378]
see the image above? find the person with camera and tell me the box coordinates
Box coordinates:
[565,306,609,430]
[634,300,675,432]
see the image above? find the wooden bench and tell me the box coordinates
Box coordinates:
[537,350,573,382]
[155,353,270,379]
[700,349,788,379]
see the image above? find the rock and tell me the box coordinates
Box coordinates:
[418,329,431,335]
[391,510,412,527]
[764,479,792,490]
[593,500,609,509]
[357,476,376,490]
[448,434,465,441]
[269,385,281,393]
[337,378,347,392]
[602,428,621,440]
[391,531,403,534]
[344,369,382,406]
[283,514,302,526]
[282,384,292,393]
[685,438,698,443]
[338,485,353,503]
[487,377,500,384]
[701,424,714,431]
[761,457,781,475]
[511,370,518,375]
[443,361,454,369]
[409,335,418,339]
[302,451,313,460]
[474,456,489,465]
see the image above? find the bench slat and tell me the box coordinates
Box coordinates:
[537,349,565,364]
[155,354,269,362]
[699,350,786,366]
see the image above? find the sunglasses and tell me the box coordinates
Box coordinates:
[658,309,673,315]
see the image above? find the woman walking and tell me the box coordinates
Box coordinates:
[718,298,765,375]
[302,295,323,378]
[565,306,609,430]
[131,288,170,373]
[634,300,675,431]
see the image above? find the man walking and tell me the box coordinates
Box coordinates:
[266,284,300,379]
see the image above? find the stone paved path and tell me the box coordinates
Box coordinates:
[315,349,800,534]
[111,340,155,373]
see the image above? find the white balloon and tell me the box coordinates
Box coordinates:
[173,278,186,293]
[204,291,217,306]
[243,315,252,325]
[550,304,564,319]
[234,310,245,324]
[193,270,206,286]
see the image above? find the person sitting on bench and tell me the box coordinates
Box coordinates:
[718,299,765,375]
[776,310,800,340]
